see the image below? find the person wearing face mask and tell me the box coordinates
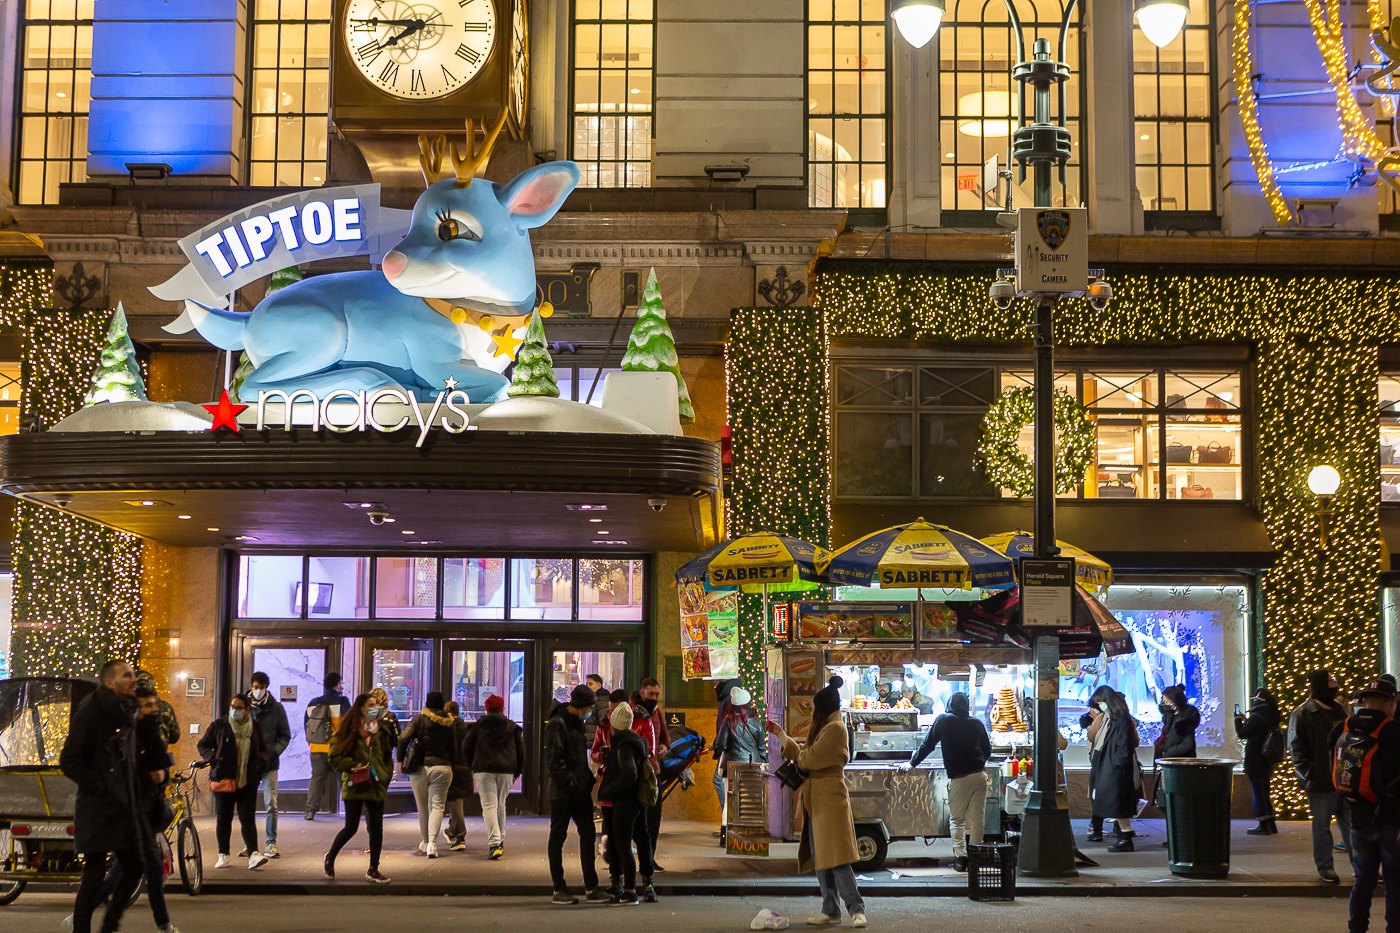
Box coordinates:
[1081,706,1107,842]
[245,673,290,859]
[1087,686,1141,853]
[1289,668,1352,882]
[198,694,270,870]
[631,678,671,869]
[325,694,393,883]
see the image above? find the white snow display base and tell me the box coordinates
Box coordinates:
[600,371,682,436]
[472,395,655,434]
[52,400,215,432]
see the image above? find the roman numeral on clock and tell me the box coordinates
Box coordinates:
[441,64,457,84]
[410,69,426,92]
[458,0,476,6]
[378,59,400,85]
[463,22,488,31]
[456,43,480,64]
[356,39,380,60]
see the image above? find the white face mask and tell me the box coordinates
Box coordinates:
[1098,702,1109,712]
[250,688,267,700]
[365,720,379,734]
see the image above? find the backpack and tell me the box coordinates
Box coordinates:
[306,702,332,746]
[1261,727,1287,764]
[638,757,659,807]
[1334,717,1395,803]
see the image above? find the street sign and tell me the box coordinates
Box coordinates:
[1015,206,1087,295]
[1020,558,1075,627]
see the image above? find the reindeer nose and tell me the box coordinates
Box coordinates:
[381,250,408,281]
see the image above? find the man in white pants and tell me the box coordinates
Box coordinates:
[902,691,992,872]
[463,693,525,860]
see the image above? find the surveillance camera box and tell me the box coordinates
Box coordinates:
[1015,206,1087,296]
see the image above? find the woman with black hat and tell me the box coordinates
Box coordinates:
[1235,686,1282,835]
[766,676,866,928]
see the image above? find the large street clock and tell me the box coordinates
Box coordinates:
[331,0,528,189]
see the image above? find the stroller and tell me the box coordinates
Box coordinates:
[658,724,707,802]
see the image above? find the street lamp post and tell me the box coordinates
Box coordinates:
[890,0,1184,878]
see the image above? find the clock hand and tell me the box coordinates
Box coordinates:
[350,17,421,27]
[387,20,425,46]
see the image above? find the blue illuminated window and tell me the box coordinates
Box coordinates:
[247,1,331,186]
[16,0,93,205]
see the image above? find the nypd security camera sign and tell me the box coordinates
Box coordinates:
[1015,206,1087,296]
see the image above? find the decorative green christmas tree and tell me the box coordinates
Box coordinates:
[83,303,146,405]
[231,266,302,398]
[507,310,560,398]
[621,268,694,422]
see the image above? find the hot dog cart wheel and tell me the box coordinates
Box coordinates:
[854,822,890,871]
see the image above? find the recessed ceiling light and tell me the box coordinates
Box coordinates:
[55,92,66,98]
[630,88,639,94]
[593,540,629,546]
[206,527,220,532]
[383,517,396,523]
[1140,134,1150,140]
[401,530,415,534]
[565,504,608,511]
[589,518,603,523]
[178,515,191,520]
[595,530,609,535]
[230,535,259,542]
[124,499,171,508]
[360,502,374,508]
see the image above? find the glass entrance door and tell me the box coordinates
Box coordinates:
[240,637,334,789]
[364,639,433,786]
[443,639,534,805]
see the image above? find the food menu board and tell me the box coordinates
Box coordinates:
[921,602,961,642]
[680,582,739,680]
[797,602,913,641]
[785,650,822,737]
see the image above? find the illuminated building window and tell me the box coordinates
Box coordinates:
[16,0,94,205]
[571,0,654,188]
[1133,0,1214,213]
[939,0,1082,212]
[1381,373,1400,501]
[248,0,331,187]
[808,0,887,209]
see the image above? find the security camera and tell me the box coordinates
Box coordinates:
[51,494,73,509]
[367,509,390,526]
[1087,278,1113,311]
[648,497,667,512]
[988,279,1016,311]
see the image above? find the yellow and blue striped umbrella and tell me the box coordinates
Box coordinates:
[818,519,1016,590]
[980,529,1113,589]
[675,531,829,593]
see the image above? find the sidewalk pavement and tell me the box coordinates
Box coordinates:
[183,813,1361,898]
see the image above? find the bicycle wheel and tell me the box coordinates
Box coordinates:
[177,820,202,896]
[0,830,26,905]
[156,831,173,883]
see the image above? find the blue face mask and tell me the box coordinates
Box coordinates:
[230,709,245,722]
[366,707,382,720]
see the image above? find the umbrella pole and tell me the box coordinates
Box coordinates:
[915,589,922,665]
[762,583,770,656]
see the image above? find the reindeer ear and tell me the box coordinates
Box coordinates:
[498,161,580,228]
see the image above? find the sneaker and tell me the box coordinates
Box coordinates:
[607,891,639,906]
[304,811,316,821]
[214,854,231,869]
[639,880,657,903]
[366,868,390,885]
[426,842,438,859]
[266,844,280,858]
[248,852,269,869]
[851,914,867,929]
[552,889,578,905]
[157,924,182,933]
[417,842,428,856]
[951,857,967,873]
[1320,868,1340,883]
[323,853,335,880]
[451,840,467,852]
[60,916,73,933]
[585,887,610,903]
[806,914,840,926]
[651,861,666,873]
[237,847,249,858]
[1334,842,1348,852]
[1085,830,1103,842]
[489,846,504,860]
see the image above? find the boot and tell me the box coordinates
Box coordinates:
[639,874,658,903]
[1107,826,1134,853]
[1246,821,1271,836]
[1086,817,1104,843]
[1269,819,1279,834]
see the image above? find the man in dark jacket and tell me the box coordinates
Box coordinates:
[583,674,609,748]
[247,671,290,857]
[136,669,179,748]
[1339,679,1400,933]
[632,678,671,868]
[464,693,525,859]
[1289,668,1352,881]
[60,659,146,933]
[902,691,991,871]
[304,672,350,820]
[544,684,604,904]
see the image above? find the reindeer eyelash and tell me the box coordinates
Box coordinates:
[434,210,481,243]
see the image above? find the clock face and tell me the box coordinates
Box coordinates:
[509,0,527,125]
[343,0,498,100]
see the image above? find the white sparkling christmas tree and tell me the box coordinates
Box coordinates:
[507,310,560,398]
[83,303,147,405]
[620,268,694,422]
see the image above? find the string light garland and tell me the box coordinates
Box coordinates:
[730,261,1400,817]
[978,386,1097,497]
[1232,0,1295,226]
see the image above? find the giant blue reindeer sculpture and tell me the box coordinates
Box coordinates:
[168,112,579,403]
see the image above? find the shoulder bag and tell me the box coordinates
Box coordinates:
[1261,727,1288,764]
[1180,484,1213,499]
[773,759,807,791]
[401,716,425,775]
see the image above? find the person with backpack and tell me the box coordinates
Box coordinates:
[1334,678,1400,932]
[630,678,671,869]
[1235,686,1284,835]
[598,702,657,906]
[1289,668,1351,882]
[463,693,525,860]
[305,672,350,821]
[397,690,457,858]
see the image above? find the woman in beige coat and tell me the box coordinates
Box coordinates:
[767,675,866,928]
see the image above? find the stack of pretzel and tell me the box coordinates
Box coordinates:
[989,687,1027,731]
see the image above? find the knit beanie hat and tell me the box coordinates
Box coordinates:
[813,675,844,715]
[570,684,597,709]
[425,691,445,710]
[484,694,504,714]
[610,702,634,731]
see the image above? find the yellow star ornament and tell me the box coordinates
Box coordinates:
[490,324,525,360]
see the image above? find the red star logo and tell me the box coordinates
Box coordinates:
[203,388,248,432]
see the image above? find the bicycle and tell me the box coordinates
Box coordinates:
[162,761,206,896]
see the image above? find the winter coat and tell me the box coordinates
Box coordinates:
[712,709,768,765]
[779,719,860,874]
[248,694,291,771]
[197,717,269,790]
[544,704,593,801]
[630,693,672,768]
[464,711,525,776]
[598,727,648,803]
[1288,697,1348,792]
[134,713,172,827]
[448,719,473,801]
[585,693,611,749]
[1090,713,1140,820]
[910,710,992,780]
[1156,704,1200,759]
[398,707,458,769]
[60,686,144,855]
[1235,698,1282,777]
[135,670,179,748]
[328,727,395,803]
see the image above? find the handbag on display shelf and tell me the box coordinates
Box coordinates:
[1382,445,1396,466]
[1097,479,1136,498]
[1197,442,1232,464]
[1383,483,1400,502]
[1166,442,1193,464]
[1205,396,1229,421]
[1166,393,1186,408]
[1180,484,1214,499]
[1382,399,1399,419]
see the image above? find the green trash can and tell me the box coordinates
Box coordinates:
[1158,757,1237,878]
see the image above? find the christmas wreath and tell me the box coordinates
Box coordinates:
[977,387,1097,497]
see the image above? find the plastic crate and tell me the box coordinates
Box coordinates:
[967,842,1016,902]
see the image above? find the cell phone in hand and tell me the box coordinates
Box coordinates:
[1234,704,1241,716]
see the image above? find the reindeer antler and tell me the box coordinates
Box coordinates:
[418,134,447,187]
[449,110,509,186]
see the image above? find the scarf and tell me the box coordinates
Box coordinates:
[230,713,254,788]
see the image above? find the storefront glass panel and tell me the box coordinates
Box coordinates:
[579,559,643,620]
[306,556,369,618]
[250,645,326,784]
[511,559,573,620]
[375,557,438,619]
[1380,374,1400,501]
[238,555,304,618]
[552,650,625,705]
[370,644,431,784]
[450,649,526,792]
[1384,586,1400,675]
[0,573,12,680]
[443,558,506,619]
